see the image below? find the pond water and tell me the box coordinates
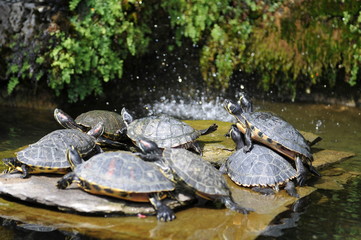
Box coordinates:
[0,97,360,239]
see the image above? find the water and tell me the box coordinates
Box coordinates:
[0,98,360,239]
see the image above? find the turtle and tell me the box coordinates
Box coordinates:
[223,95,320,185]
[221,125,299,197]
[121,108,218,155]
[57,147,176,222]
[54,109,129,148]
[2,123,104,178]
[136,138,253,214]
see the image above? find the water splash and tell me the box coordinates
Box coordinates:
[145,96,236,122]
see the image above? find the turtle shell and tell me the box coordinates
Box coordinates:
[162,148,230,197]
[73,151,174,201]
[240,111,312,161]
[16,129,98,172]
[75,110,125,140]
[226,144,297,187]
[126,115,201,149]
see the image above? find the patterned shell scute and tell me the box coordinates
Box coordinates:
[75,110,125,139]
[244,111,312,159]
[226,144,297,187]
[127,115,199,148]
[75,151,174,193]
[16,129,95,168]
[162,148,230,196]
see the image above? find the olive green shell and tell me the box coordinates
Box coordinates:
[75,110,125,140]
[16,129,97,170]
[126,115,201,149]
[226,144,297,187]
[74,151,174,193]
[162,148,230,196]
[240,111,312,160]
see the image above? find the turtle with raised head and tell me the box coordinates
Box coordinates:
[2,123,104,178]
[224,95,320,185]
[54,109,128,148]
[221,125,299,197]
[121,108,218,155]
[136,138,252,214]
[57,147,176,222]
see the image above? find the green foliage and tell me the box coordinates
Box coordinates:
[163,0,255,89]
[48,0,150,102]
[164,0,361,96]
[4,0,361,102]
[6,36,47,95]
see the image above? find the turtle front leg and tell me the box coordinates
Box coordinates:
[20,164,31,178]
[295,156,307,186]
[221,196,253,214]
[94,144,103,154]
[199,123,218,135]
[57,172,77,189]
[190,142,202,155]
[284,181,299,198]
[149,193,176,222]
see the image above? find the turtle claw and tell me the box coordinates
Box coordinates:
[223,196,253,214]
[297,173,307,186]
[285,181,299,198]
[235,206,254,215]
[156,206,176,222]
[252,186,275,195]
[242,145,252,153]
[229,203,254,214]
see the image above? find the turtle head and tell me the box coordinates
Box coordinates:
[54,108,80,130]
[87,122,104,139]
[137,138,162,155]
[238,92,253,113]
[224,99,243,116]
[66,146,84,169]
[2,157,18,173]
[121,107,133,127]
[227,125,245,150]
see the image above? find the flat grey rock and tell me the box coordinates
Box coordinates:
[0,173,193,215]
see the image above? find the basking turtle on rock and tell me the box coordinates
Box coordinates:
[121,108,218,155]
[2,123,104,178]
[136,138,253,214]
[224,94,320,185]
[54,109,129,149]
[221,125,299,197]
[57,147,176,222]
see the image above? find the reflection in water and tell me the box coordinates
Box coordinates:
[258,196,312,238]
[0,107,58,152]
[272,177,361,240]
